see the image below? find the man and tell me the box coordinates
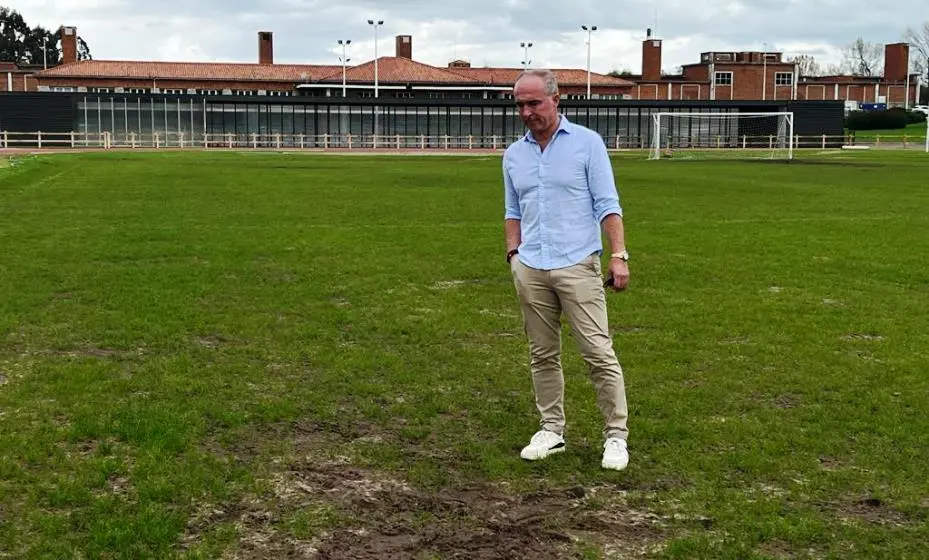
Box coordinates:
[502,69,630,471]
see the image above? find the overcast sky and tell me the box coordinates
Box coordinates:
[9,0,922,73]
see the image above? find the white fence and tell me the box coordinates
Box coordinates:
[1,130,927,151]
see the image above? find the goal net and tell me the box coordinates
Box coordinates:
[649,112,794,160]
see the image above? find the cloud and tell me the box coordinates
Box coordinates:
[3,0,921,73]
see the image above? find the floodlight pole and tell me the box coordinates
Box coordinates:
[520,41,532,70]
[338,39,351,97]
[367,19,384,147]
[582,25,597,99]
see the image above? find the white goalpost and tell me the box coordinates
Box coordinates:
[649,111,795,161]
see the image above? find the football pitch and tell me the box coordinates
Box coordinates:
[1,149,927,559]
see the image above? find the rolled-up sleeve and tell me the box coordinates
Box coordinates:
[503,155,522,220]
[587,134,622,222]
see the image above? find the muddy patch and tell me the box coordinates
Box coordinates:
[818,495,911,527]
[190,421,667,559]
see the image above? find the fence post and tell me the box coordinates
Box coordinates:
[822,134,826,149]
[130,132,136,149]
[769,135,774,149]
[742,135,747,149]
[444,135,449,150]
[469,135,473,150]
[155,132,160,149]
[37,131,42,149]
[492,135,498,150]
[421,135,425,149]
[276,133,281,149]
[69,131,75,148]
[179,132,185,149]
[299,134,305,149]
[348,134,352,150]
[2,130,6,148]
[324,134,329,149]
[396,134,400,149]
[227,132,233,149]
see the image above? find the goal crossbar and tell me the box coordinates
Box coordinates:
[650,111,794,161]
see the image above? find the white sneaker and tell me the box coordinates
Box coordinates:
[601,438,629,470]
[520,430,565,460]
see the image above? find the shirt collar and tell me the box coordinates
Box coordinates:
[523,114,572,143]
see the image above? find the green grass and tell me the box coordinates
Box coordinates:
[1,149,928,558]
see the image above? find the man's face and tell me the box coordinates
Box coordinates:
[514,75,560,136]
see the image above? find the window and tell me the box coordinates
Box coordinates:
[267,91,291,96]
[126,88,150,94]
[714,71,733,86]
[428,92,446,99]
[162,88,185,94]
[197,89,219,95]
[51,86,75,92]
[715,53,732,61]
[775,72,793,86]
[89,87,110,93]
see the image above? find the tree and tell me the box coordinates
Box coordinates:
[0,6,91,66]
[903,22,929,83]
[790,54,822,78]
[839,37,883,77]
[608,68,635,77]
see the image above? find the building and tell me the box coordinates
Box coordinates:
[29,25,922,110]
[33,26,636,100]
[627,29,921,108]
[1,62,44,92]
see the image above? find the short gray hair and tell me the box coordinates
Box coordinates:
[514,69,559,95]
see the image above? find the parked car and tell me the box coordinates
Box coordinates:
[912,105,929,115]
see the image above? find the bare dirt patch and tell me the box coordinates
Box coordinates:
[189,421,667,559]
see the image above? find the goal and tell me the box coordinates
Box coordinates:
[649,112,794,160]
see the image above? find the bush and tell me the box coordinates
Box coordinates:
[845,110,909,131]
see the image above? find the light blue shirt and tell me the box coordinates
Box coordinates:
[503,115,622,271]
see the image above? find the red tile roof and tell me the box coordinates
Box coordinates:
[317,57,483,84]
[35,60,338,82]
[33,58,635,89]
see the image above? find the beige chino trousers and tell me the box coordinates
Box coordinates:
[510,253,629,441]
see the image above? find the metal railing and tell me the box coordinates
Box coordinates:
[0,131,926,152]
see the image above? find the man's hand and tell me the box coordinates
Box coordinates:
[606,258,629,291]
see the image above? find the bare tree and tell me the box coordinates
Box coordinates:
[840,37,883,77]
[790,54,822,77]
[903,22,929,81]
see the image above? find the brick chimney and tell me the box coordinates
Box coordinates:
[395,35,412,59]
[60,26,77,64]
[883,42,908,82]
[258,31,273,65]
[642,28,662,81]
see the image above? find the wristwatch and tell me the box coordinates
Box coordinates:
[506,249,519,263]
[611,250,629,262]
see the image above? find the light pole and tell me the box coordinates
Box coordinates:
[338,39,351,97]
[762,42,768,101]
[367,19,383,146]
[520,41,533,70]
[43,36,47,70]
[582,25,597,98]
[367,20,383,98]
